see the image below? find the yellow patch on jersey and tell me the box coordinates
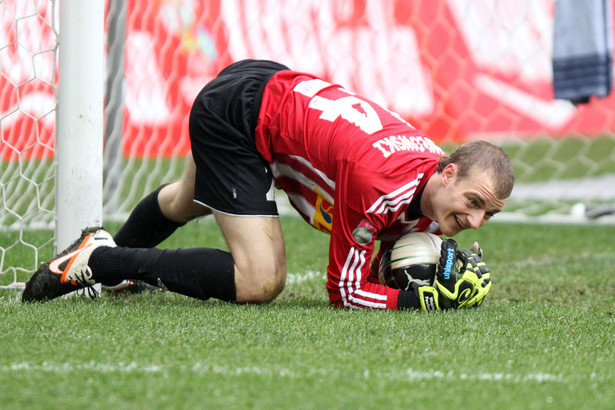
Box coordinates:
[313,188,334,234]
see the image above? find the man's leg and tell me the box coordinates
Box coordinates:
[21,225,240,303]
[103,153,212,291]
[113,153,209,248]
[92,152,287,303]
[157,151,287,302]
[87,212,286,303]
[89,244,237,302]
[213,212,287,303]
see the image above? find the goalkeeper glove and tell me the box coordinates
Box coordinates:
[459,242,491,307]
[414,239,491,311]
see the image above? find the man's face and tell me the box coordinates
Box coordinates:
[432,164,507,237]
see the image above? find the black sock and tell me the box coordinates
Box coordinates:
[113,184,185,248]
[89,246,236,302]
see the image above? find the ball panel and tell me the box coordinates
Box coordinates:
[379,232,442,290]
[389,263,437,290]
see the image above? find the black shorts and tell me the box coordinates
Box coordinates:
[188,60,289,216]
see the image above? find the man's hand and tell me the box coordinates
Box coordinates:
[414,240,492,311]
[460,244,491,307]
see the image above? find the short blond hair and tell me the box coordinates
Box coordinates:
[437,140,514,200]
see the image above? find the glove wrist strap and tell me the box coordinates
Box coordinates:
[417,287,440,311]
[396,290,422,310]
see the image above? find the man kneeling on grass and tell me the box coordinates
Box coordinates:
[22,59,513,311]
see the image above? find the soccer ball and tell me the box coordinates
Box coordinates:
[378,232,442,290]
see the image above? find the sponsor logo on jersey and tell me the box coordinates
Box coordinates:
[313,188,333,234]
[352,219,377,245]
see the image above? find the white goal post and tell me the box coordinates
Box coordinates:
[55,0,105,251]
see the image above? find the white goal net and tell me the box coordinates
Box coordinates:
[2,0,615,288]
[0,0,56,288]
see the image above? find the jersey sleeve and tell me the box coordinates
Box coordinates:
[325,163,417,310]
[326,219,401,310]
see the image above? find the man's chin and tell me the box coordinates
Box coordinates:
[439,222,461,237]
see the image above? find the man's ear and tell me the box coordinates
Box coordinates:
[441,163,457,186]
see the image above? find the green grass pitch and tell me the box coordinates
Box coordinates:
[1,216,614,409]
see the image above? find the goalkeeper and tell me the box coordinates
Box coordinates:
[22,59,513,311]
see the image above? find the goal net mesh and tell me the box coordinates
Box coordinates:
[2,0,615,287]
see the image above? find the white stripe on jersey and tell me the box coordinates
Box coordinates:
[271,157,335,201]
[355,289,387,301]
[287,155,336,191]
[339,247,360,308]
[375,186,418,214]
[366,173,424,214]
[285,192,315,225]
[271,156,336,225]
[339,247,387,309]
[348,291,387,309]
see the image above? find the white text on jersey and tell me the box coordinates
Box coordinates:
[372,135,442,158]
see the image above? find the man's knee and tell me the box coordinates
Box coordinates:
[250,275,285,303]
[236,264,286,303]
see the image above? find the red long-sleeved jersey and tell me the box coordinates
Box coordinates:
[255,70,444,309]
